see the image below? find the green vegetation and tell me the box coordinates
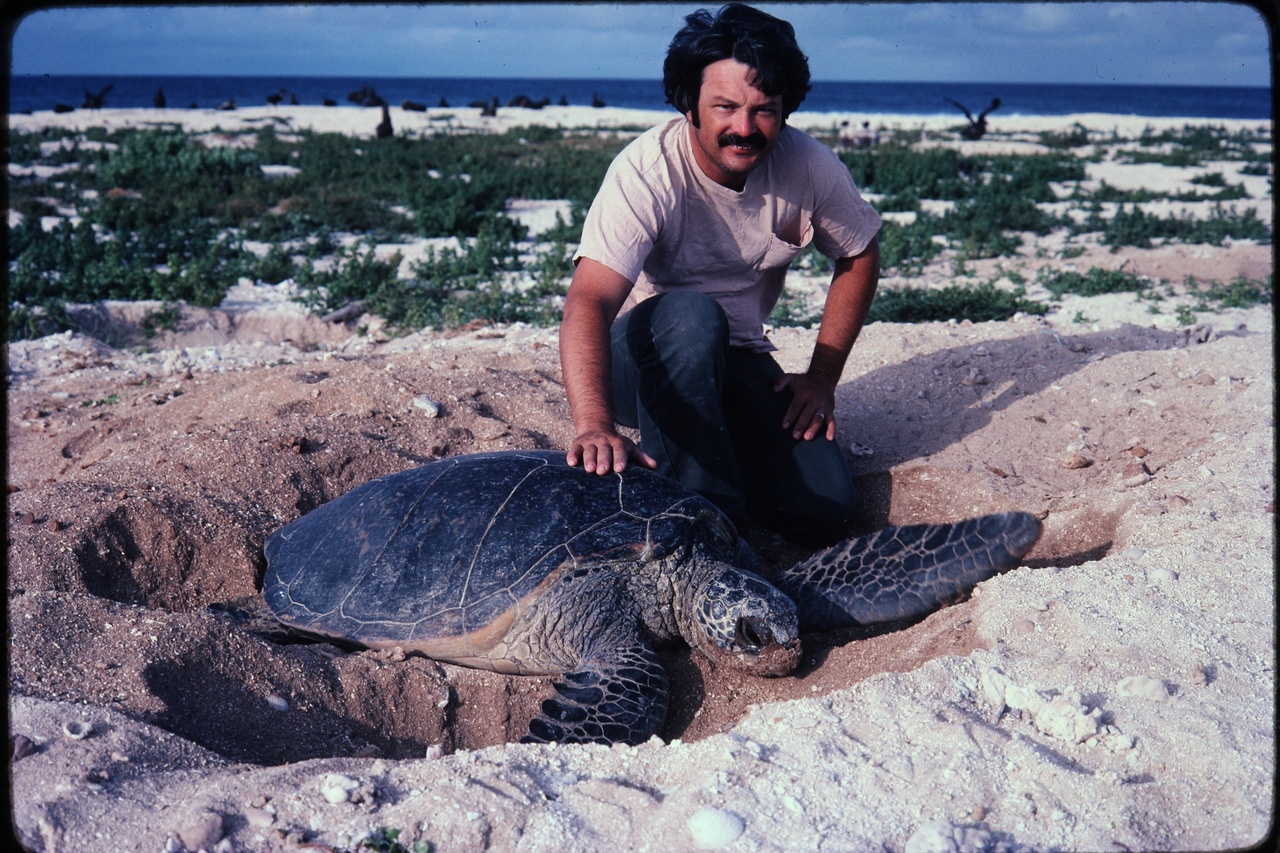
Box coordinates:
[1080,203,1272,249]
[347,827,432,853]
[1191,274,1272,309]
[867,281,1045,324]
[1037,267,1151,298]
[1121,123,1272,167]
[5,121,1272,340]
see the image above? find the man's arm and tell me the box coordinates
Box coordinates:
[560,258,659,474]
[775,237,880,440]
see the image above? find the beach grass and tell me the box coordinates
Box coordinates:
[6,117,1273,341]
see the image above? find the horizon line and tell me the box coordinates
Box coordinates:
[9,72,1271,91]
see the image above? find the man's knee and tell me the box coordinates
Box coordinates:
[644,292,728,350]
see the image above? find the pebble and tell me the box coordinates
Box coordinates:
[320,772,360,804]
[12,734,39,761]
[62,720,92,740]
[265,694,289,712]
[176,811,224,851]
[1117,675,1168,702]
[1060,452,1092,469]
[244,805,275,828]
[1118,472,1152,489]
[687,807,745,849]
[1146,566,1179,584]
[413,394,441,418]
[1034,694,1101,744]
[905,818,994,853]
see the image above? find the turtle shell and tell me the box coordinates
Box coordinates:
[263,450,736,653]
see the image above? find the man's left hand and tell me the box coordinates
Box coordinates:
[774,372,837,441]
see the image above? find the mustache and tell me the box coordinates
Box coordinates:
[718,132,767,149]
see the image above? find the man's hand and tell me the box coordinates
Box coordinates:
[561,258,651,474]
[567,428,658,474]
[776,240,880,443]
[774,371,838,441]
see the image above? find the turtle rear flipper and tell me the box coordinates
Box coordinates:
[777,511,1042,631]
[521,645,668,746]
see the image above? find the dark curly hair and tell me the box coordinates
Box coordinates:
[663,3,811,119]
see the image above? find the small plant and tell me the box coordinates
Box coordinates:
[348,826,432,853]
[1038,267,1151,299]
[768,287,823,327]
[868,281,1044,323]
[1193,274,1272,309]
[1038,123,1091,149]
[140,303,183,337]
[877,217,944,274]
[1190,171,1227,187]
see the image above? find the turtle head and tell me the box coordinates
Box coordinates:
[685,565,801,676]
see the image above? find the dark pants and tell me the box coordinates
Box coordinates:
[610,291,856,544]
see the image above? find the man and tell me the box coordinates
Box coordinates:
[560,3,881,545]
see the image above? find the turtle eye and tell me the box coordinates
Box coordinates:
[735,616,770,651]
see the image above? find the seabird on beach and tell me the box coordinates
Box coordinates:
[82,84,113,109]
[376,104,394,138]
[402,99,427,112]
[266,89,285,106]
[591,92,606,108]
[153,88,166,109]
[945,97,1000,140]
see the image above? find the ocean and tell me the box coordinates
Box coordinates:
[7,74,1272,120]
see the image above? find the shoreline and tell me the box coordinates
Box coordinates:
[8,105,1272,138]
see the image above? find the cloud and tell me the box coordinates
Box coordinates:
[7,2,1270,86]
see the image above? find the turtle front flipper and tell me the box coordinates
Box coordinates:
[521,644,668,746]
[776,511,1042,631]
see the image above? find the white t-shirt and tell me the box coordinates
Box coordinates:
[575,115,881,351]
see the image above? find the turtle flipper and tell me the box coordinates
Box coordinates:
[521,644,669,746]
[776,511,1042,631]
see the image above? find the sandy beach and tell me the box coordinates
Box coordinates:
[7,103,1274,852]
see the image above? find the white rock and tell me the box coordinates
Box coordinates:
[1117,675,1169,701]
[176,811,224,851]
[1033,694,1101,744]
[687,807,745,849]
[320,773,360,804]
[1005,685,1046,714]
[413,395,441,417]
[905,818,994,853]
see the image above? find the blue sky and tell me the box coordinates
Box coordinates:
[6,2,1272,87]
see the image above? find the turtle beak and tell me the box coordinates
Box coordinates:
[734,615,801,676]
[735,615,771,650]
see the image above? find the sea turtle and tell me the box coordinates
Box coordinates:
[261,450,1041,745]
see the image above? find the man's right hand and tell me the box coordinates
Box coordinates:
[566,428,658,475]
